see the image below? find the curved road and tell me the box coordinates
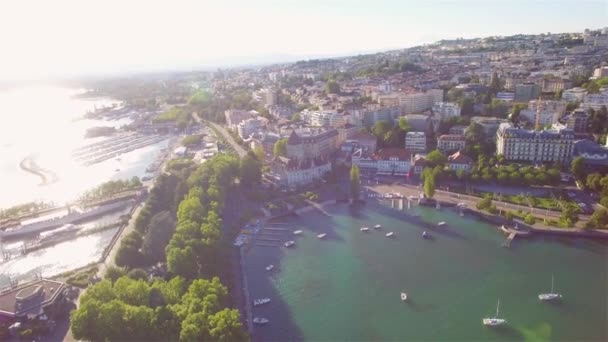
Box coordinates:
[192,112,246,158]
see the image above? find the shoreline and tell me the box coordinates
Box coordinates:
[366,183,608,240]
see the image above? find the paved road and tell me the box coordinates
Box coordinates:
[96,202,145,278]
[193,113,246,158]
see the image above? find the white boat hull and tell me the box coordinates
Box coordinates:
[482,318,506,326]
[538,293,562,301]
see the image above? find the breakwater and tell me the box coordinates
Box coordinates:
[19,156,58,185]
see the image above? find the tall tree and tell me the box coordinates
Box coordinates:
[571,156,586,181]
[350,165,361,202]
[239,152,262,187]
[423,168,436,198]
[425,149,447,168]
[398,116,411,132]
[489,72,503,94]
[142,211,176,263]
[273,138,288,157]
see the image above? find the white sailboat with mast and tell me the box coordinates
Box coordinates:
[538,275,562,301]
[482,299,506,326]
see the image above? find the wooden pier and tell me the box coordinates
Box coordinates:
[304,200,332,217]
[500,225,531,248]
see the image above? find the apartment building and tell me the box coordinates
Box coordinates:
[286,127,339,160]
[562,87,587,102]
[405,131,427,152]
[519,109,560,127]
[566,110,589,133]
[432,102,461,119]
[496,123,575,163]
[437,134,466,153]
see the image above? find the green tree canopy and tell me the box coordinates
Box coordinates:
[273,138,288,157]
[141,211,176,264]
[350,165,361,202]
[571,156,586,181]
[586,207,608,229]
[398,116,411,132]
[239,152,262,187]
[422,168,436,198]
[425,149,447,168]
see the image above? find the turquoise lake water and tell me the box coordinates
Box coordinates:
[244,201,608,341]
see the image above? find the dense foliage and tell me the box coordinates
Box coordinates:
[181,134,203,147]
[115,173,191,268]
[154,107,192,130]
[70,276,245,342]
[80,177,142,202]
[350,165,361,201]
[166,154,240,279]
[73,154,250,341]
[0,201,53,221]
[273,138,288,157]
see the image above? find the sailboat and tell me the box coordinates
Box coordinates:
[482,299,506,326]
[538,275,562,301]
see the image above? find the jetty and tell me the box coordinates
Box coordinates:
[302,200,332,217]
[500,225,531,248]
[72,134,168,166]
[0,200,134,240]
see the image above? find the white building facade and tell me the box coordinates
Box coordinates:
[405,132,427,152]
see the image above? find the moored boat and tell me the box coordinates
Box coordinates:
[482,299,506,326]
[360,227,369,232]
[386,232,394,238]
[374,224,382,229]
[539,275,562,301]
[284,241,295,247]
[253,298,271,306]
[401,292,408,301]
[437,221,446,227]
[422,231,429,239]
[317,233,327,239]
[265,264,274,271]
[293,230,303,235]
[253,317,269,325]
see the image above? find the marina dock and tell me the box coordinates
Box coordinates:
[500,225,531,248]
[72,134,168,166]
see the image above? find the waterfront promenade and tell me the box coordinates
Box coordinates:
[366,182,608,237]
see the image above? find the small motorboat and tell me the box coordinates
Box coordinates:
[401,292,408,301]
[253,298,271,306]
[265,265,274,271]
[293,230,303,235]
[360,227,369,232]
[253,317,269,325]
[374,224,382,229]
[284,241,295,248]
[317,233,327,239]
[437,221,446,227]
[386,232,394,238]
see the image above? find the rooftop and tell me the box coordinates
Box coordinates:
[0,279,65,319]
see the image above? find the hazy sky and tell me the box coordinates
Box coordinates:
[0,0,606,80]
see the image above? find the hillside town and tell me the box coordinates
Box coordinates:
[213,29,608,187]
[4,26,608,342]
[81,27,608,231]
